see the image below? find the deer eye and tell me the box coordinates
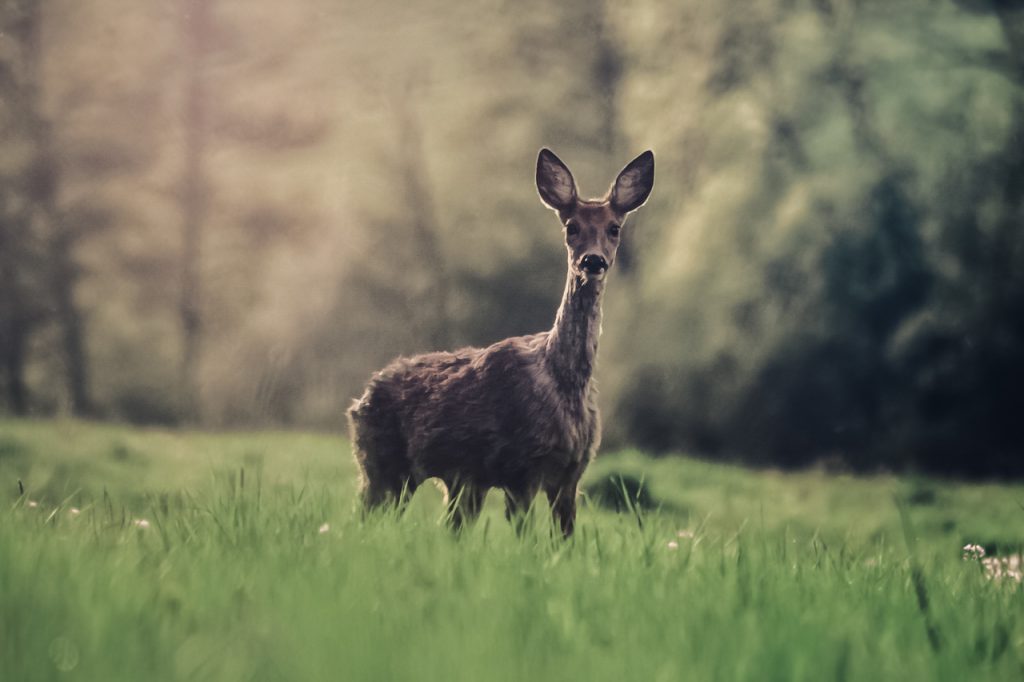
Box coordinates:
[565,222,580,237]
[609,224,621,238]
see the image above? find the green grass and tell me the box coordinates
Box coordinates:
[1,418,1022,681]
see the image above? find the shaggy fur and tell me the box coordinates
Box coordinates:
[348,148,654,536]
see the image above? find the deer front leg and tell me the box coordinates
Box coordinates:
[546,482,579,539]
[358,468,418,518]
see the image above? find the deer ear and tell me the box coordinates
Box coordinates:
[609,150,655,214]
[536,148,578,211]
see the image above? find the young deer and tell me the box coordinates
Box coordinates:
[348,149,654,537]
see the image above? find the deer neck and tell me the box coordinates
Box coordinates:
[545,270,604,394]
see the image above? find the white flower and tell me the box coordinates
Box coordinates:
[133,519,150,529]
[962,543,986,561]
[69,508,81,516]
[27,500,38,508]
[667,540,679,550]
[318,523,330,534]
[677,530,695,539]
[981,555,1023,583]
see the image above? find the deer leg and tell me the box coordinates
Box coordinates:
[360,477,394,512]
[546,481,579,539]
[350,406,414,517]
[443,480,486,531]
[504,484,538,536]
[395,478,418,513]
[354,439,416,516]
[360,472,418,516]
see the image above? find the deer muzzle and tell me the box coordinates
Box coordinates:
[579,254,608,278]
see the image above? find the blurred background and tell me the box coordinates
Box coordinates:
[1,0,1022,477]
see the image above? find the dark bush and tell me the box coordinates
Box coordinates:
[112,387,181,427]
[584,472,659,513]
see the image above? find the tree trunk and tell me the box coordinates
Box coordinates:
[394,94,451,351]
[21,0,93,416]
[179,0,210,423]
[0,238,31,414]
[49,225,92,414]
[593,5,630,270]
[2,333,29,415]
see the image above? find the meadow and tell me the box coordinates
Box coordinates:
[1,417,1022,681]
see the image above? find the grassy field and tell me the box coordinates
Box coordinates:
[1,418,1022,681]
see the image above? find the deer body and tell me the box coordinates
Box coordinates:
[348,149,654,536]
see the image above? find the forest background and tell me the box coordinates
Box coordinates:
[2,0,1023,477]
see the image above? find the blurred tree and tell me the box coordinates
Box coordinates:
[894,0,1024,475]
[2,0,1022,475]
[0,166,45,415]
[0,39,41,414]
[0,0,94,416]
[392,85,453,351]
[175,0,337,425]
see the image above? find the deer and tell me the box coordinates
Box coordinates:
[347,148,654,537]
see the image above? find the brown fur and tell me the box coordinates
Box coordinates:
[348,148,654,536]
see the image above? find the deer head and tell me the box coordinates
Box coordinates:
[536,148,655,283]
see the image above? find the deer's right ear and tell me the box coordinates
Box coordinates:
[536,148,577,212]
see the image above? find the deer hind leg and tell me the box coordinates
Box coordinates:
[546,477,580,539]
[442,479,486,532]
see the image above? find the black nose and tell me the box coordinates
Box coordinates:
[580,254,608,274]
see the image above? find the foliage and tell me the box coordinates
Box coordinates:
[604,0,1024,474]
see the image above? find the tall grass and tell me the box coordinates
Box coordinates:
[1,419,1021,681]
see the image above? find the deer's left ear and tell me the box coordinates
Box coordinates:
[609,150,655,214]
